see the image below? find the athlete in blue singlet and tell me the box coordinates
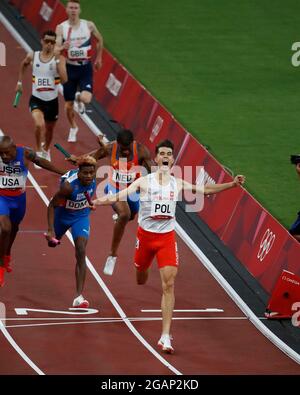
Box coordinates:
[0,135,66,287]
[46,155,97,308]
[68,130,153,276]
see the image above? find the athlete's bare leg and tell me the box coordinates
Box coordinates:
[31,109,45,151]
[136,268,149,285]
[159,266,178,336]
[79,90,92,105]
[109,201,131,256]
[65,101,77,129]
[5,222,19,256]
[0,215,11,266]
[44,121,56,152]
[74,236,88,297]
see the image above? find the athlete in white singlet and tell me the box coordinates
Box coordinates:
[16,30,67,163]
[93,139,246,354]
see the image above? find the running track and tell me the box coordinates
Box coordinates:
[0,18,300,375]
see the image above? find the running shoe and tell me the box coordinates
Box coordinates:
[68,126,79,143]
[72,295,89,308]
[34,151,44,169]
[158,334,174,354]
[43,149,51,161]
[0,267,5,287]
[103,256,117,276]
[4,255,12,273]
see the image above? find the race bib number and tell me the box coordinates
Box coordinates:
[65,199,88,210]
[150,201,175,219]
[112,170,136,184]
[35,77,55,92]
[68,46,91,60]
[0,175,25,189]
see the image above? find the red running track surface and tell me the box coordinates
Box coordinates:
[0,21,300,375]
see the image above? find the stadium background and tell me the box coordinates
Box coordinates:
[61,0,300,228]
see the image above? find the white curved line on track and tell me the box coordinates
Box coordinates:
[5,316,261,330]
[0,317,44,375]
[1,8,300,371]
[0,123,181,374]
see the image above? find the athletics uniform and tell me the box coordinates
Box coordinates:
[60,19,93,101]
[54,169,96,241]
[0,146,28,225]
[30,51,60,121]
[134,173,179,271]
[105,141,141,214]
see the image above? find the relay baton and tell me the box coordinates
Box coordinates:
[54,143,71,158]
[13,91,22,108]
[44,233,61,247]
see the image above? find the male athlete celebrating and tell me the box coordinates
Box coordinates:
[93,139,245,353]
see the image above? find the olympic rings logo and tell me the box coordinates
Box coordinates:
[257,228,275,262]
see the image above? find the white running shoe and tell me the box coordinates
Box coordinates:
[34,151,44,169]
[103,256,117,276]
[68,126,79,142]
[112,213,119,223]
[158,334,174,354]
[43,149,51,161]
[72,295,89,308]
[75,92,86,115]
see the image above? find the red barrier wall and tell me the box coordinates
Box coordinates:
[8,0,300,294]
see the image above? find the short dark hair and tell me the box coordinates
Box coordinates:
[117,129,134,146]
[67,0,80,4]
[155,139,174,154]
[77,155,96,170]
[42,30,56,40]
[0,135,14,147]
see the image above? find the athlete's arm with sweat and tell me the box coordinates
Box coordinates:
[55,24,69,53]
[47,182,72,239]
[24,148,67,175]
[179,175,245,195]
[89,21,103,70]
[15,52,33,93]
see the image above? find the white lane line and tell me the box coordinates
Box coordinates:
[6,316,266,329]
[0,319,44,375]
[53,46,300,365]
[175,223,300,364]
[2,9,299,368]
[142,309,224,313]
[27,171,182,375]
[0,130,44,375]
[0,124,181,375]
[26,185,48,188]
[4,315,267,322]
